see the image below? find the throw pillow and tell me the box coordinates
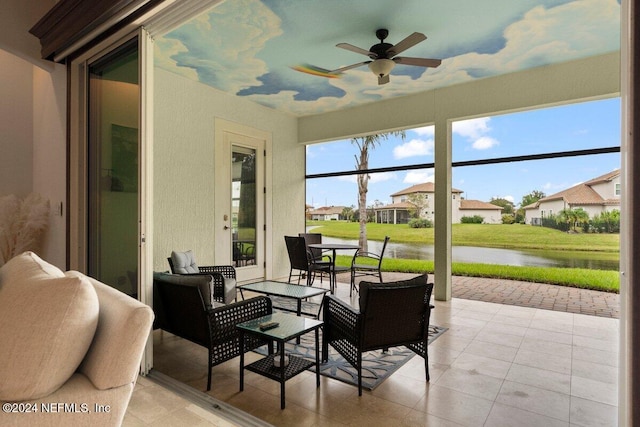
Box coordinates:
[0,252,99,401]
[171,250,199,274]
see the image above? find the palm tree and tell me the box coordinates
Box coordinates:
[351,131,405,251]
[557,208,575,231]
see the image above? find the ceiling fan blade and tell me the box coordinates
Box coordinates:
[336,43,376,58]
[378,74,390,85]
[387,32,427,56]
[394,56,442,68]
[330,61,371,74]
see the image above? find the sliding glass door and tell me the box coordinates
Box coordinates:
[87,38,140,296]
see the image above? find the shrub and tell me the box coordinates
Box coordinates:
[461,215,484,224]
[408,218,433,228]
[502,214,515,224]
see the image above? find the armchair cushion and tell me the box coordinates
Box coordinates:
[223,277,237,304]
[0,252,99,401]
[170,250,199,273]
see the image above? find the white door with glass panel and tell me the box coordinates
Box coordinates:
[215,130,265,283]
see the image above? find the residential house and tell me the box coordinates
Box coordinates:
[375,182,502,224]
[2,0,638,425]
[308,205,346,221]
[524,169,621,225]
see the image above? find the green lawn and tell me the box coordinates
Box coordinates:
[309,221,620,293]
[310,221,619,252]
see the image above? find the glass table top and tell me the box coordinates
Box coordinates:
[237,312,323,341]
[240,280,329,299]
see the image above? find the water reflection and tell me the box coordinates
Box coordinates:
[322,236,619,271]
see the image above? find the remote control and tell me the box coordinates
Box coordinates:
[259,321,279,331]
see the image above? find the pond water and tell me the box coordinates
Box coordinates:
[321,236,619,271]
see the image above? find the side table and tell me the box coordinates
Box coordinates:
[237,312,323,409]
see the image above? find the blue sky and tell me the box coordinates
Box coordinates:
[306,97,621,208]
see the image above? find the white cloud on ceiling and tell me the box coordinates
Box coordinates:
[156,0,620,116]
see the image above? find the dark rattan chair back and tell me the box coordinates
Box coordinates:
[323,273,433,395]
[299,232,323,260]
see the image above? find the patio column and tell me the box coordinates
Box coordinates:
[433,119,452,301]
[621,0,640,424]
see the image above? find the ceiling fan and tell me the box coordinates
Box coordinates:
[294,29,442,85]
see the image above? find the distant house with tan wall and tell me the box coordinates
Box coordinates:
[523,169,620,225]
[374,182,503,224]
[308,206,346,221]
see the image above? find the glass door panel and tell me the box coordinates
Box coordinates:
[232,146,257,268]
[87,38,139,296]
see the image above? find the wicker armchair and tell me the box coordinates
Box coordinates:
[168,250,237,304]
[322,273,433,395]
[153,272,273,391]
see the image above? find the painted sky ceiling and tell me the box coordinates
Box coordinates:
[154,0,620,117]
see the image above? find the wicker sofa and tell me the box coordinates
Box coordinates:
[0,252,154,427]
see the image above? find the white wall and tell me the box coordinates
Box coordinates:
[0,51,33,197]
[153,68,300,280]
[0,0,67,269]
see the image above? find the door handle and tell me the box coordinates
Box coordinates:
[223,225,230,230]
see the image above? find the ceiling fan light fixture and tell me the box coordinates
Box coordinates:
[368,58,395,78]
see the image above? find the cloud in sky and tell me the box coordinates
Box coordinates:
[393,138,434,159]
[453,117,500,151]
[411,126,435,137]
[453,117,491,139]
[336,172,397,184]
[404,171,434,184]
[473,136,500,150]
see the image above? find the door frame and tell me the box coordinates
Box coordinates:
[214,119,272,283]
[68,27,154,373]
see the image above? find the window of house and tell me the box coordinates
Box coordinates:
[616,183,621,196]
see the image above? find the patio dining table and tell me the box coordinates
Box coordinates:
[308,243,359,293]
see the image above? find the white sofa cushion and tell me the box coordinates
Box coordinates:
[0,252,99,401]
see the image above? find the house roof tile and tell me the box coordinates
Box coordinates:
[459,199,503,210]
[309,206,345,215]
[526,169,620,209]
[390,182,463,197]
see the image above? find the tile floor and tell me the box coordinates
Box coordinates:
[129,279,620,427]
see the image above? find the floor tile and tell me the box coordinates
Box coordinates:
[451,352,512,379]
[136,281,619,427]
[435,366,504,400]
[570,375,618,406]
[496,380,571,422]
[569,396,618,427]
[513,348,572,375]
[415,384,494,426]
[485,402,569,427]
[505,363,571,394]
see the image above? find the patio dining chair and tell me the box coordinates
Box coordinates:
[284,235,332,288]
[350,236,390,295]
